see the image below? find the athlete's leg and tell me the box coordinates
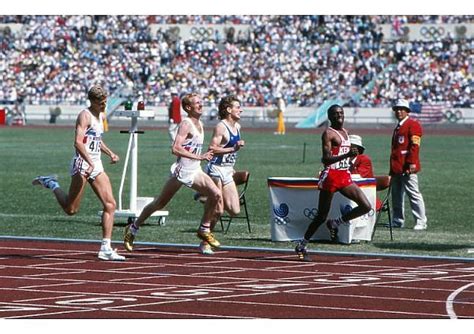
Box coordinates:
[304,190,334,240]
[206,176,225,230]
[295,189,333,260]
[338,183,372,222]
[221,181,240,217]
[89,172,116,239]
[53,173,88,215]
[192,172,222,248]
[135,176,183,228]
[192,172,223,229]
[124,176,182,252]
[89,172,125,260]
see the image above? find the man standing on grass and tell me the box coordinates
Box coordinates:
[32,85,125,261]
[294,104,372,261]
[123,93,222,253]
[390,99,427,230]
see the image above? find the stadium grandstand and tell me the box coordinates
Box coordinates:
[0,15,472,125]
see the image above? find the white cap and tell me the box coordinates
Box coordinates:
[349,135,365,149]
[392,99,411,112]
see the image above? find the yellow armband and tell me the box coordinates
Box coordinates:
[411,135,421,145]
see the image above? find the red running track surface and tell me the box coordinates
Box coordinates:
[1,239,473,319]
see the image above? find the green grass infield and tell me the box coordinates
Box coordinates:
[1,125,473,258]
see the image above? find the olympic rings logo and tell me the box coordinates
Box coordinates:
[303,208,318,220]
[444,109,463,123]
[190,27,214,39]
[420,26,445,39]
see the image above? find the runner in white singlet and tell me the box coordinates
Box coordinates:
[32,85,124,261]
[123,93,223,255]
[70,109,105,181]
[170,117,204,187]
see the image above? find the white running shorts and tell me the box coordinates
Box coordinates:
[171,162,202,188]
[205,163,235,186]
[70,156,104,181]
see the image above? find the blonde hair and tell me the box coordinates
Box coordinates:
[88,85,107,100]
[181,93,199,112]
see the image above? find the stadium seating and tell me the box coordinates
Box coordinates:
[1,15,472,110]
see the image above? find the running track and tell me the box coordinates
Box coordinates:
[1,238,474,319]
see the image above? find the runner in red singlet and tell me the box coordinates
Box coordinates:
[294,104,372,261]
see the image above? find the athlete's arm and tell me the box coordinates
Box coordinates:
[207,123,235,155]
[100,141,119,164]
[320,130,357,165]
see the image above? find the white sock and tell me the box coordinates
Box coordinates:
[199,225,211,233]
[101,238,111,250]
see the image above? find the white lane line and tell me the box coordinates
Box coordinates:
[446,282,474,319]
[207,298,454,318]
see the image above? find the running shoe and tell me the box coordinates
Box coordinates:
[32,174,58,190]
[326,219,339,243]
[196,230,221,248]
[294,242,311,262]
[98,248,125,261]
[123,224,135,252]
[413,222,427,230]
[199,241,214,255]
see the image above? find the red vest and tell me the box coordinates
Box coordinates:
[390,117,422,175]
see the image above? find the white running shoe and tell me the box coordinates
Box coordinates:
[199,241,214,255]
[98,248,126,261]
[32,174,59,190]
[413,222,427,231]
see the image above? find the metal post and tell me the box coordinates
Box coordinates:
[302,142,307,163]
[129,115,138,212]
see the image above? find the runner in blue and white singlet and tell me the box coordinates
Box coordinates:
[205,120,242,185]
[209,120,240,167]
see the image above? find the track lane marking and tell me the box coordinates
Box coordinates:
[446,282,474,319]
[206,299,456,318]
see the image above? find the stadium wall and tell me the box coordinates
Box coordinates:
[13,104,474,126]
[149,24,251,41]
[380,23,474,41]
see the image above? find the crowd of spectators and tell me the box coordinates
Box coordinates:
[0,15,472,109]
